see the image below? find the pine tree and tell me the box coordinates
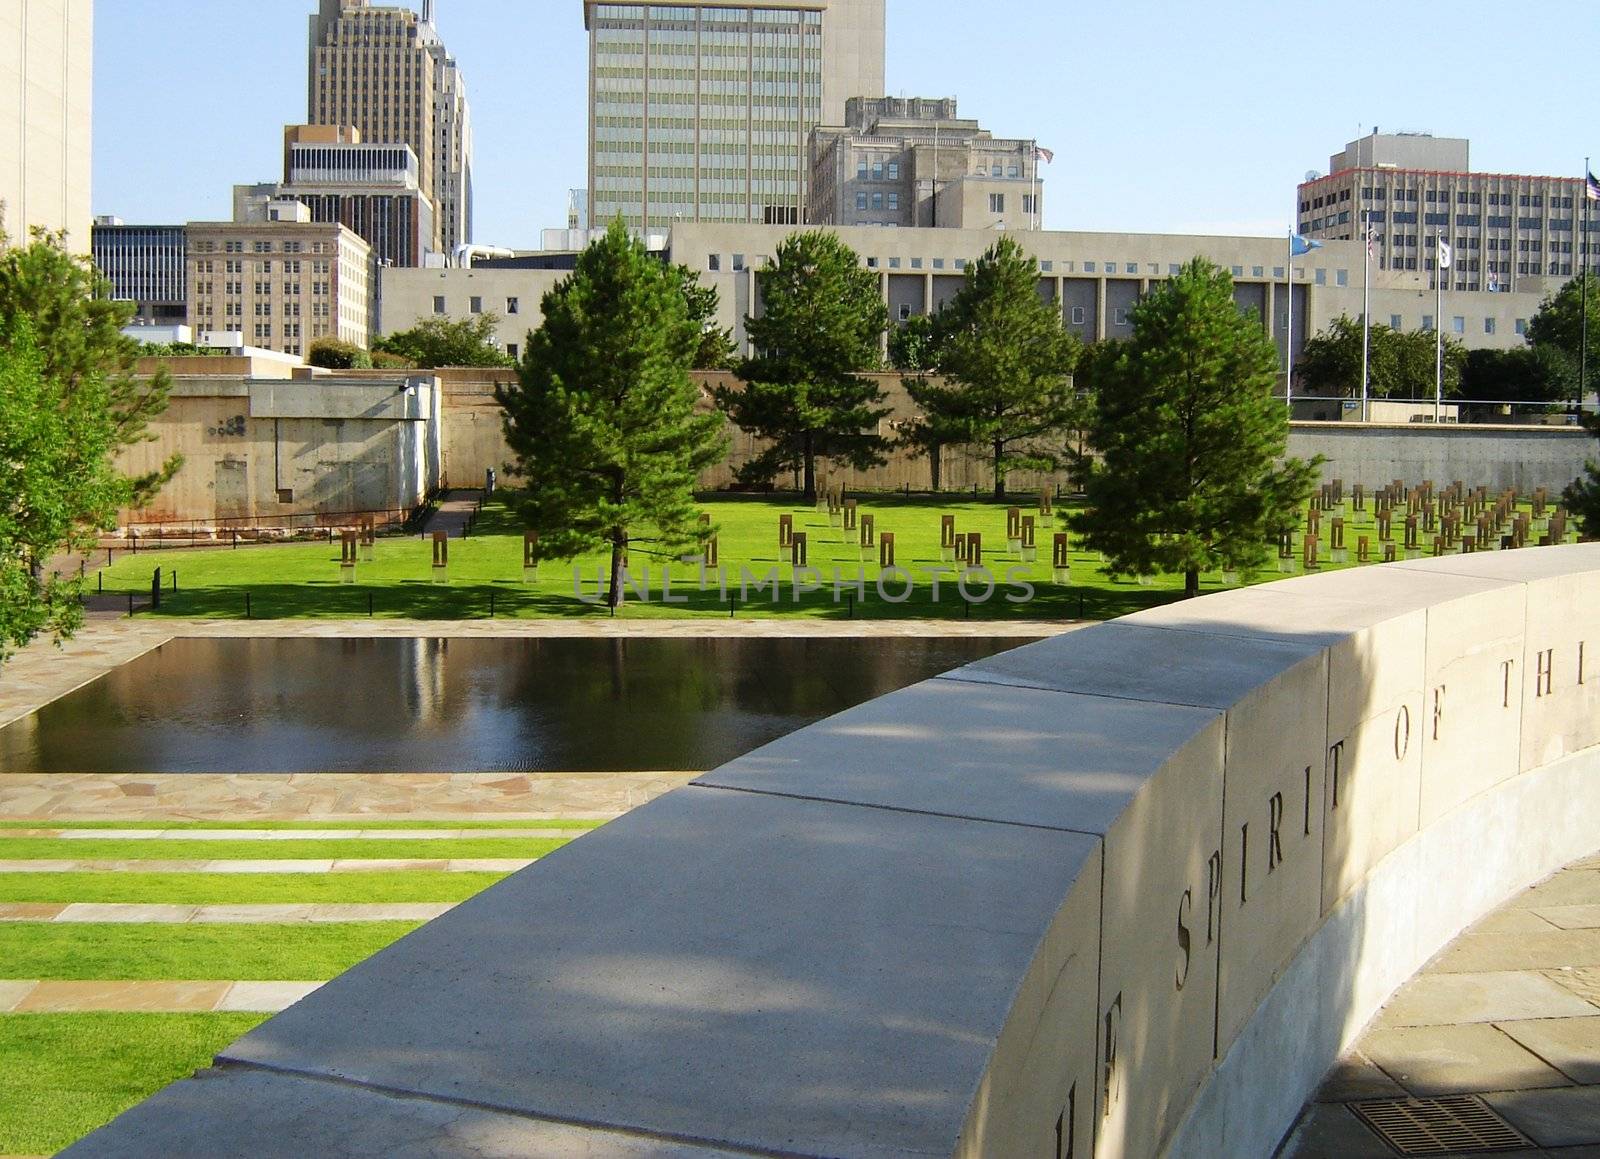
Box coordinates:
[906,236,1081,498]
[495,222,727,609]
[712,231,888,502]
[1074,257,1320,599]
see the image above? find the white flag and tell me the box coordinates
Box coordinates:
[1438,237,1453,271]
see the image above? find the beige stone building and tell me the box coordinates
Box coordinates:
[186,209,374,357]
[0,0,93,248]
[1299,131,1592,294]
[380,264,566,362]
[308,0,473,256]
[810,97,1044,230]
[584,0,885,232]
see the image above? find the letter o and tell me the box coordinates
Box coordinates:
[957,567,996,605]
[1394,704,1411,762]
[876,566,913,604]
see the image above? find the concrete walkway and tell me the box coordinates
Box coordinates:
[1283,857,1600,1156]
[420,489,483,538]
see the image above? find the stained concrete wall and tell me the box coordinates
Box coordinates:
[118,372,443,526]
[64,545,1600,1158]
[1288,422,1593,497]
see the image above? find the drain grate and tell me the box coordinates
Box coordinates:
[1350,1096,1531,1155]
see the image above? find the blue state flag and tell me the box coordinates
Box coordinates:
[1290,234,1324,257]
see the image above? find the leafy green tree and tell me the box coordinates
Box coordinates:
[0,230,177,660]
[1074,257,1319,599]
[889,313,951,490]
[1297,313,1465,400]
[670,264,736,370]
[495,222,726,609]
[376,313,512,368]
[711,231,888,502]
[906,236,1081,498]
[307,336,372,370]
[1527,273,1600,371]
[1459,346,1572,415]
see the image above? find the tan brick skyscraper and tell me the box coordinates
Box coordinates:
[307,0,473,257]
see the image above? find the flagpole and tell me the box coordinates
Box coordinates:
[1286,232,1294,413]
[1361,209,1372,422]
[1434,235,1443,424]
[1033,141,1041,230]
[1583,156,1592,415]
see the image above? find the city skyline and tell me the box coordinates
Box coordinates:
[91,0,1598,244]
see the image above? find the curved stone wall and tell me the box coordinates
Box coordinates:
[66,545,1600,1158]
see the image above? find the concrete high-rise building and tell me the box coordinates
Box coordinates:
[810,97,1045,231]
[307,1,473,256]
[584,0,886,233]
[234,125,436,268]
[187,209,374,356]
[0,0,93,248]
[91,218,188,325]
[1298,131,1594,295]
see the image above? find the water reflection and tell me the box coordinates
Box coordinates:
[0,636,1030,774]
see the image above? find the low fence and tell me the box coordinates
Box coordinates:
[66,545,1600,1158]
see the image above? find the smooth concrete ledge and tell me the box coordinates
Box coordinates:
[63,544,1600,1158]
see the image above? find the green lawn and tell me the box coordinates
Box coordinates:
[0,922,421,981]
[0,819,605,831]
[0,1012,267,1155]
[0,837,568,862]
[0,871,506,905]
[95,491,1577,622]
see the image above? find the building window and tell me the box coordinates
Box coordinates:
[1336,270,1348,287]
[910,257,923,269]
[887,193,899,211]
[506,297,519,315]
[932,258,944,269]
[856,192,867,211]
[1111,307,1128,326]
[732,254,745,271]
[1452,316,1465,334]
[872,162,883,181]
[886,162,899,180]
[708,254,720,271]
[506,343,519,360]
[857,159,868,179]
[1484,317,1496,335]
[432,295,445,314]
[871,192,883,210]
[1070,306,1087,325]
[989,193,1005,214]
[897,304,912,321]
[1515,318,1527,335]
[1422,315,1434,332]
[470,296,483,314]
[887,257,900,269]
[1390,314,1403,329]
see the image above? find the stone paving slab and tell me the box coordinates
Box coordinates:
[24,827,589,841]
[1484,1086,1600,1148]
[1373,970,1600,1028]
[0,980,324,1014]
[1547,966,1600,1006]
[0,902,457,924]
[0,857,537,874]
[1359,1023,1573,1095]
[0,772,694,823]
[1497,1017,1600,1084]
[1431,929,1600,973]
[1534,904,1600,930]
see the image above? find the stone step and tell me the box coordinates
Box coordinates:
[0,858,536,873]
[0,902,457,924]
[0,979,325,1013]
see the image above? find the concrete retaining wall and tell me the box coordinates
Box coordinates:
[65,545,1600,1158]
[1288,422,1593,496]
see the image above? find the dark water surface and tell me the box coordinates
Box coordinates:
[0,636,1033,774]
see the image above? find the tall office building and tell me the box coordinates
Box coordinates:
[584,0,886,233]
[0,0,93,248]
[235,125,436,268]
[810,97,1045,231]
[91,218,187,325]
[307,0,473,256]
[1298,131,1594,294]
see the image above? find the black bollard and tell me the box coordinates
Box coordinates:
[245,592,251,619]
[368,591,374,617]
[150,569,161,610]
[489,591,496,619]
[127,592,134,616]
[97,572,103,594]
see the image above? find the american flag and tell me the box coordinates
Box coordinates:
[1366,224,1377,258]
[1034,146,1055,164]
[1587,170,1600,202]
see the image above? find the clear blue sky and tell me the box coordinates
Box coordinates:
[93,0,1598,241]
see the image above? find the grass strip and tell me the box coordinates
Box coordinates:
[0,921,421,981]
[0,819,608,831]
[0,871,507,906]
[0,837,569,861]
[0,1011,267,1155]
